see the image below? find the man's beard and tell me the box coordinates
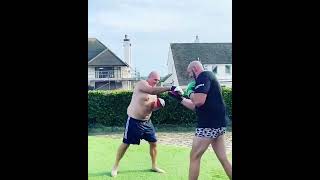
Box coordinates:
[192,70,197,80]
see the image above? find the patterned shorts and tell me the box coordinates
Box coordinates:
[195,127,226,138]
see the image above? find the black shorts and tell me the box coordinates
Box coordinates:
[122,116,157,145]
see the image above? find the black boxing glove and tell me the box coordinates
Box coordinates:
[168,91,183,103]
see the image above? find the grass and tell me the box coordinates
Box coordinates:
[88,136,231,180]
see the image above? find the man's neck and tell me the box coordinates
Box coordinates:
[195,70,204,78]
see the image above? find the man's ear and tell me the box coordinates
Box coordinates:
[190,67,194,74]
[193,66,198,73]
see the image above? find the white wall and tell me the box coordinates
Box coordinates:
[88,67,95,84]
[203,64,232,80]
[121,81,134,90]
[89,81,95,87]
[220,81,232,88]
[217,64,232,80]
[121,66,131,78]
[165,48,179,86]
[122,81,128,89]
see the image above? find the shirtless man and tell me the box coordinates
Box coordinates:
[110,71,183,177]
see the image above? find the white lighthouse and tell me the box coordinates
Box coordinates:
[123,35,132,67]
[123,34,132,78]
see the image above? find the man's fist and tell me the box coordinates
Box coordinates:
[170,86,184,95]
[184,81,196,98]
[152,98,165,111]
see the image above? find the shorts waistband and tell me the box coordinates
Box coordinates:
[128,116,150,123]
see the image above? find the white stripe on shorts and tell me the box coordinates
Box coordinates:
[124,117,130,139]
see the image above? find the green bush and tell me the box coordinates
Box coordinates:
[88,90,132,126]
[222,86,232,126]
[88,87,232,127]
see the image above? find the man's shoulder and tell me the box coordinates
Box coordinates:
[134,80,148,91]
[203,71,218,81]
[197,71,211,81]
[202,71,213,77]
[136,80,147,87]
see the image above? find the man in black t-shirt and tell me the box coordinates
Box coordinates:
[168,61,232,180]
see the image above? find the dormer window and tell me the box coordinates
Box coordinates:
[203,64,209,71]
[225,65,231,74]
[212,65,217,74]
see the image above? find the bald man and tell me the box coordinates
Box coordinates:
[169,61,232,180]
[111,71,183,177]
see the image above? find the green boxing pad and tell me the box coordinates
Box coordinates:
[184,80,196,98]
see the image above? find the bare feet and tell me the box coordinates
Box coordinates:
[151,167,165,173]
[111,166,118,177]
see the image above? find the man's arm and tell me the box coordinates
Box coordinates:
[190,93,207,107]
[188,74,211,107]
[181,98,196,111]
[168,91,196,111]
[139,81,171,95]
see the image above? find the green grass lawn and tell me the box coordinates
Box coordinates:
[89,136,231,180]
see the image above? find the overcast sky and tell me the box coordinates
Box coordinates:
[89,0,232,76]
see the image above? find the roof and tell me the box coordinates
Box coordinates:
[170,43,232,86]
[160,73,172,83]
[88,38,129,67]
[88,38,107,61]
[88,49,129,66]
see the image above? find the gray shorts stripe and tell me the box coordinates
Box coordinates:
[124,117,130,139]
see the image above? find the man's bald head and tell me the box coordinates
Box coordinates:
[147,71,160,87]
[148,71,160,79]
[187,61,204,71]
[187,61,204,79]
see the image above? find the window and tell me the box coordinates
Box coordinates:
[225,65,231,74]
[95,67,113,78]
[212,65,217,74]
[114,67,121,78]
[203,64,209,71]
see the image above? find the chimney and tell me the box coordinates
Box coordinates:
[194,35,200,43]
[197,57,201,63]
[123,34,132,67]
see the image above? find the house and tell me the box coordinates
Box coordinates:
[164,38,232,88]
[88,35,139,90]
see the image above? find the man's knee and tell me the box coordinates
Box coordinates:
[149,142,157,148]
[120,143,130,149]
[190,150,203,160]
[216,154,229,163]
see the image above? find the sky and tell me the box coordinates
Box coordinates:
[88,0,232,77]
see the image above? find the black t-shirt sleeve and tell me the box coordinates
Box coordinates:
[194,74,211,94]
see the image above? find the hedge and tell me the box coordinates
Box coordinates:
[88,87,232,127]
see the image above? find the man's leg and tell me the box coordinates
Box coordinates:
[111,143,130,177]
[189,136,212,180]
[143,120,165,173]
[149,142,165,173]
[211,135,232,179]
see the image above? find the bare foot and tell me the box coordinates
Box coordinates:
[151,167,165,173]
[111,166,118,177]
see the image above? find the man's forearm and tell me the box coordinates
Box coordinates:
[150,86,171,95]
[181,98,196,111]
